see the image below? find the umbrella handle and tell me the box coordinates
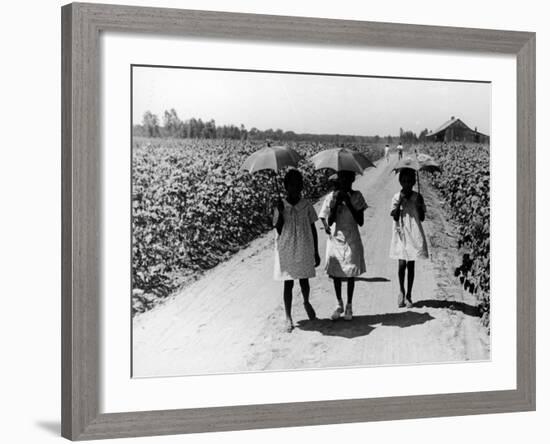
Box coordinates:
[417,170,421,194]
[266,172,280,228]
[272,171,281,200]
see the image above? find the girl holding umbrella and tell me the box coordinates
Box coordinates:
[273,169,320,332]
[390,162,429,308]
[241,144,320,333]
[390,155,440,308]
[313,148,372,321]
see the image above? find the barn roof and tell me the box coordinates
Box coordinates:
[426,117,488,138]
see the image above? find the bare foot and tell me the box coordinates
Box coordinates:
[331,305,344,321]
[285,317,294,333]
[344,304,353,321]
[398,292,406,308]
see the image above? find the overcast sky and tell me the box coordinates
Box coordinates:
[132,66,491,136]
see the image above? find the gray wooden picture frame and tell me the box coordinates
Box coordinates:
[61,2,536,440]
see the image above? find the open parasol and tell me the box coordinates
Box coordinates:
[241,145,302,174]
[393,154,442,192]
[240,145,302,195]
[309,147,375,174]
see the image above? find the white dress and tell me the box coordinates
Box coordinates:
[273,198,318,281]
[389,191,429,261]
[319,191,367,278]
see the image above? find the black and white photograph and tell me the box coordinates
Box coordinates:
[131,65,491,378]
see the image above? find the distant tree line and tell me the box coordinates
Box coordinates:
[134,109,410,144]
[136,109,243,140]
[398,127,430,143]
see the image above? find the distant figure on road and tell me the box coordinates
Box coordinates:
[384,144,391,163]
[273,169,321,333]
[319,170,367,322]
[396,142,404,160]
[389,168,428,309]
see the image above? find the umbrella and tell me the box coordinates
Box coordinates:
[418,159,442,174]
[241,145,302,174]
[416,153,433,162]
[240,145,302,195]
[415,153,442,173]
[393,155,442,192]
[309,148,375,174]
[393,157,421,172]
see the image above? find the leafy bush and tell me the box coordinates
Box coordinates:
[416,142,490,326]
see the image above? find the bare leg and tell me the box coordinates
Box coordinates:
[331,277,344,320]
[346,277,355,305]
[283,280,294,330]
[299,279,316,320]
[344,277,355,320]
[406,261,415,303]
[299,279,310,303]
[333,277,343,307]
[398,260,407,295]
[398,260,406,307]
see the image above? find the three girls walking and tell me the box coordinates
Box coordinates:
[273,164,427,332]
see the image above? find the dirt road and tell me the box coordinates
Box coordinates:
[133,157,490,377]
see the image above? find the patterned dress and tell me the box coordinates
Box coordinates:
[319,190,367,278]
[389,191,429,261]
[273,198,318,281]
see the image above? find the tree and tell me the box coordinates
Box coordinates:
[204,119,216,139]
[188,118,198,138]
[163,109,182,138]
[248,127,259,140]
[284,131,296,141]
[216,125,226,139]
[264,129,275,140]
[142,111,160,137]
[240,124,248,141]
[196,118,205,138]
[400,130,418,144]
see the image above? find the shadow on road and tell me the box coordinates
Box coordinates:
[412,299,481,317]
[355,276,391,282]
[296,311,434,339]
